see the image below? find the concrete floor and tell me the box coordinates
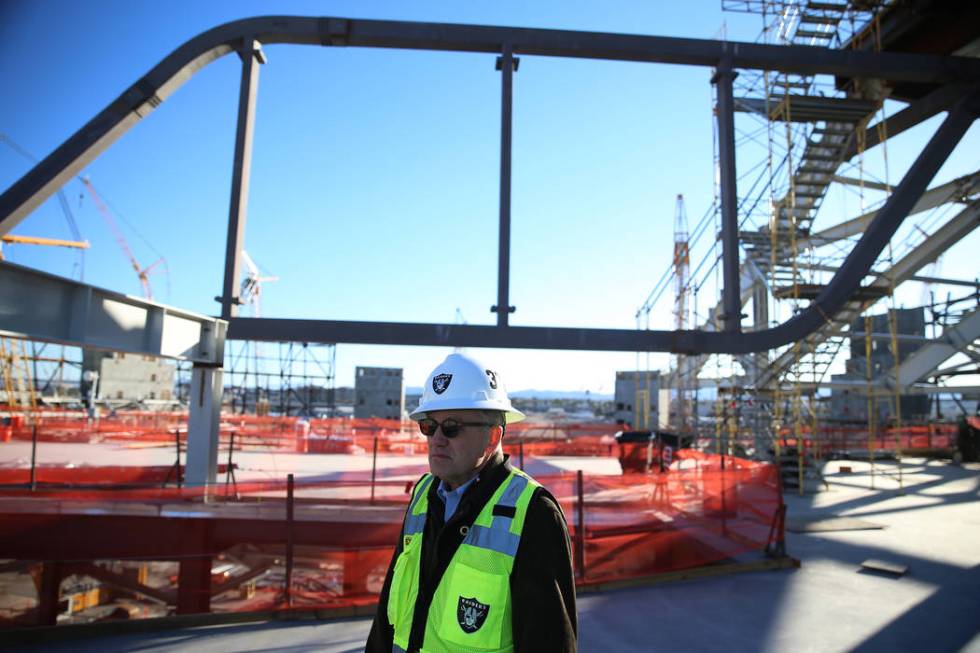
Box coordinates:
[8,457,980,653]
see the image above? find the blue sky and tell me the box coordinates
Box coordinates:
[2,1,977,394]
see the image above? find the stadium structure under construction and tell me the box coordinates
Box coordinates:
[1,2,979,651]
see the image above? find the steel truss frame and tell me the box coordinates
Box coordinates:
[2,16,980,355]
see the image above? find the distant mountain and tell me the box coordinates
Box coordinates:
[405,386,611,401]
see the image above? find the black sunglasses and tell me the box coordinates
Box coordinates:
[418,417,494,439]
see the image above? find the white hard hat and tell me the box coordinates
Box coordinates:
[409,352,526,424]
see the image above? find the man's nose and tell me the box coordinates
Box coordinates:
[430,428,449,444]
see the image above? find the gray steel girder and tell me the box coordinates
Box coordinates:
[3,17,980,355]
[893,307,980,389]
[0,261,226,364]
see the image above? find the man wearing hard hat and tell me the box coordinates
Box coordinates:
[366,352,577,652]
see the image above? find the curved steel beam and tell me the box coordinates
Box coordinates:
[3,16,979,354]
[4,15,980,234]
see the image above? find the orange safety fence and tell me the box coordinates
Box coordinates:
[775,422,957,454]
[0,413,626,459]
[0,451,784,628]
[2,410,959,455]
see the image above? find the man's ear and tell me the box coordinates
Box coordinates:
[488,424,504,449]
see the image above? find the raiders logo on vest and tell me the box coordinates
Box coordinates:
[432,373,453,394]
[457,596,489,633]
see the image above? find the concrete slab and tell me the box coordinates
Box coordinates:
[9,458,980,653]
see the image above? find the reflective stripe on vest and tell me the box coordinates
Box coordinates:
[388,469,540,653]
[403,475,434,538]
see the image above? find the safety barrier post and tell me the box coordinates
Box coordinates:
[765,503,787,558]
[519,439,525,470]
[29,423,38,491]
[286,473,294,607]
[177,429,183,489]
[370,436,378,504]
[575,470,585,580]
[224,430,238,497]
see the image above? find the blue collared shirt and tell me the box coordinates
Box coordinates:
[437,476,477,522]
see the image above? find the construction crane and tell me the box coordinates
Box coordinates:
[673,194,691,435]
[79,176,166,300]
[0,234,89,259]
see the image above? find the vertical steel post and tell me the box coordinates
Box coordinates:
[713,58,742,333]
[493,46,518,325]
[176,428,182,489]
[186,365,224,490]
[575,469,585,580]
[285,473,294,607]
[176,521,212,615]
[220,38,264,321]
[38,561,63,625]
[370,436,378,505]
[29,424,38,491]
[224,429,236,493]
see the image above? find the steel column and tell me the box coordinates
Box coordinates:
[493,46,517,325]
[713,59,742,333]
[752,279,769,374]
[185,364,224,489]
[177,556,212,614]
[285,473,294,607]
[37,561,63,625]
[220,38,264,321]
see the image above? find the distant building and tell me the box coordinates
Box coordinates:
[405,390,422,415]
[829,308,930,423]
[82,351,175,406]
[614,371,660,428]
[354,366,404,420]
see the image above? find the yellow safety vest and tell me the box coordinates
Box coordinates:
[387,469,541,653]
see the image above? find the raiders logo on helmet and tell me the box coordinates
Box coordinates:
[432,373,453,395]
[457,596,489,633]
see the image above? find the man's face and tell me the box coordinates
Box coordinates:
[423,410,502,489]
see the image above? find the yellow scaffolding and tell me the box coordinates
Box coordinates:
[0,338,37,414]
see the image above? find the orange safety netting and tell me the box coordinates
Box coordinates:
[774,422,957,454]
[0,443,784,628]
[0,411,624,456]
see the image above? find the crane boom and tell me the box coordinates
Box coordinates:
[1,133,86,277]
[2,234,89,248]
[80,176,162,299]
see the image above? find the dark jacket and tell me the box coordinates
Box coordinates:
[366,452,577,652]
